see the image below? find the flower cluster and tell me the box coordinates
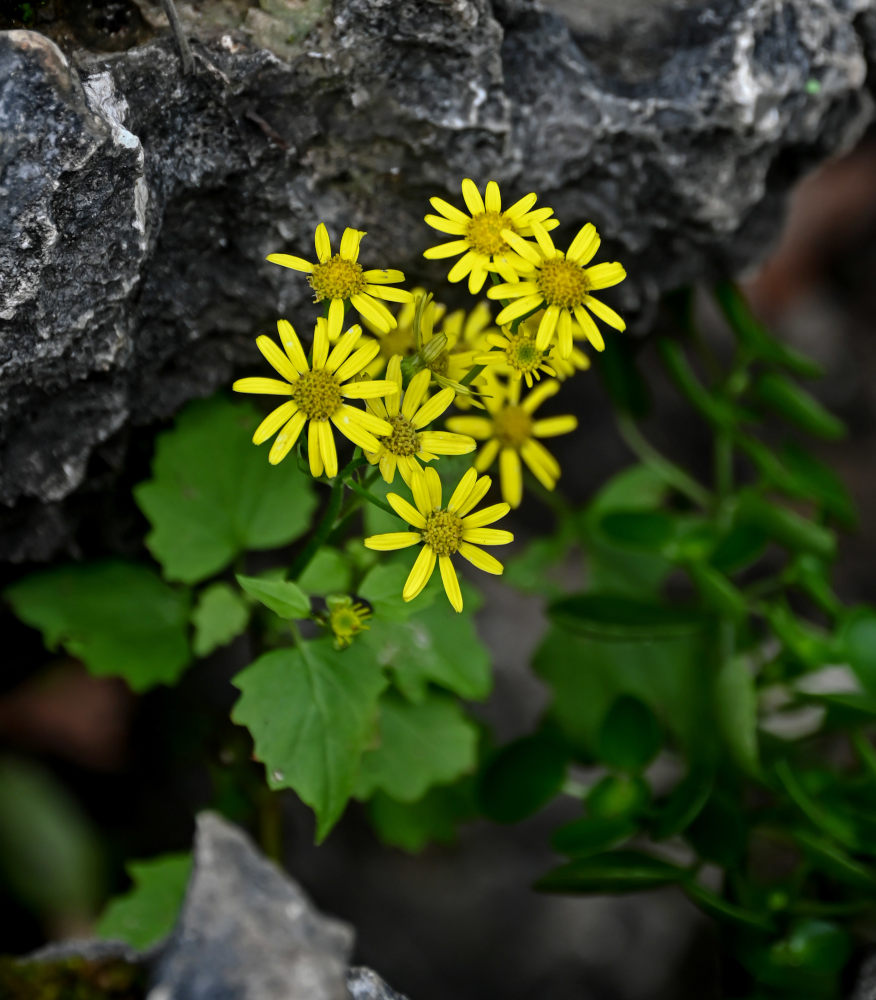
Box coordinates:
[234,181,626,614]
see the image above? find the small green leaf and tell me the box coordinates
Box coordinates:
[192,583,249,657]
[714,655,760,775]
[770,919,851,975]
[685,882,773,930]
[4,560,191,691]
[134,396,316,584]
[587,774,650,819]
[686,562,748,621]
[842,609,876,696]
[709,522,767,574]
[598,510,677,552]
[536,850,686,894]
[236,574,311,620]
[793,828,876,890]
[774,760,861,851]
[367,781,477,853]
[354,692,478,802]
[753,373,845,440]
[478,734,569,824]
[96,853,192,949]
[297,548,352,595]
[232,640,387,841]
[0,757,103,918]
[596,695,662,771]
[781,444,856,527]
[551,814,638,857]
[736,491,836,560]
[653,767,713,839]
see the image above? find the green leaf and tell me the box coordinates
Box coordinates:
[363,596,490,703]
[134,396,317,584]
[533,619,709,757]
[191,583,249,657]
[686,563,748,622]
[587,774,650,819]
[770,919,852,976]
[736,491,836,561]
[232,640,387,841]
[685,882,773,930]
[793,828,876,890]
[504,525,580,598]
[536,850,686,894]
[4,560,191,692]
[781,444,856,527]
[714,282,823,378]
[579,466,673,599]
[842,609,876,696]
[358,562,431,621]
[354,691,478,802]
[714,655,760,775]
[551,815,638,857]
[96,853,192,949]
[653,767,713,839]
[709,523,767,574]
[0,757,103,918]
[753,373,845,440]
[597,510,677,552]
[596,696,662,771]
[367,781,477,853]
[686,793,747,867]
[594,335,651,418]
[296,548,352,595]
[478,734,569,824]
[236,574,311,620]
[774,760,861,851]
[549,593,708,640]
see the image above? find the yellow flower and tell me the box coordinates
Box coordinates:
[364,356,476,484]
[423,179,558,293]
[266,223,412,340]
[233,319,398,477]
[364,467,513,613]
[474,326,558,388]
[362,288,447,375]
[486,221,626,355]
[446,378,577,507]
[319,595,371,650]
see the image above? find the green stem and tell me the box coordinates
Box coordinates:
[616,413,712,508]
[289,475,346,580]
[459,363,485,388]
[344,475,395,516]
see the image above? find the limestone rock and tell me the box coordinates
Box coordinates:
[0,0,874,559]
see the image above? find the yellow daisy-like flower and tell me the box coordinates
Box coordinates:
[474,326,558,388]
[365,356,476,484]
[233,318,398,477]
[446,378,577,507]
[319,595,371,650]
[364,466,513,613]
[266,223,413,340]
[486,221,626,355]
[424,178,558,293]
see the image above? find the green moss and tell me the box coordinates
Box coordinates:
[0,956,147,1000]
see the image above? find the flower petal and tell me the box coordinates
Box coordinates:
[495,295,543,325]
[522,379,560,413]
[573,304,606,350]
[233,377,294,396]
[253,401,298,445]
[387,493,427,529]
[268,410,306,464]
[447,250,478,283]
[423,239,470,260]
[364,284,412,303]
[566,223,600,266]
[473,438,501,472]
[340,227,365,261]
[308,419,323,478]
[411,387,456,429]
[486,281,540,300]
[439,555,463,612]
[410,470,433,516]
[424,215,468,236]
[266,253,313,273]
[461,178,485,216]
[364,531,422,551]
[585,262,626,291]
[461,502,510,528]
[257,333,298,380]
[458,541,504,575]
[330,409,381,452]
[533,415,577,437]
[429,196,469,223]
[418,431,475,455]
[276,319,309,373]
[350,293,394,332]
[536,305,560,350]
[341,378,398,399]
[335,403,392,436]
[462,526,514,545]
[384,354,403,416]
[484,180,501,213]
[521,438,560,489]
[583,294,626,331]
[424,466,442,508]
[335,339,382,381]
[502,229,543,266]
[557,309,573,360]
[457,473,492,515]
[325,324,363,373]
[363,269,406,284]
[378,451,397,483]
[445,415,494,439]
[312,318,329,369]
[504,192,537,220]
[447,468,478,512]
[318,421,337,478]
[499,447,523,508]
[403,545,436,602]
[314,223,331,263]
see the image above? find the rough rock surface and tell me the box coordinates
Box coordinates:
[149,813,354,1000]
[347,966,410,1000]
[0,0,874,560]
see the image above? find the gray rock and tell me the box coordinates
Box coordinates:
[346,966,410,1000]
[148,813,354,1000]
[0,0,874,560]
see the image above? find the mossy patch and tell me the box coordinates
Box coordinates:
[0,956,147,1000]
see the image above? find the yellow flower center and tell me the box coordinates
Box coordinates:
[536,256,590,309]
[290,369,342,421]
[503,332,546,375]
[378,326,416,360]
[422,509,463,557]
[466,211,511,257]
[331,606,368,636]
[493,405,532,448]
[309,254,367,301]
[384,414,421,457]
